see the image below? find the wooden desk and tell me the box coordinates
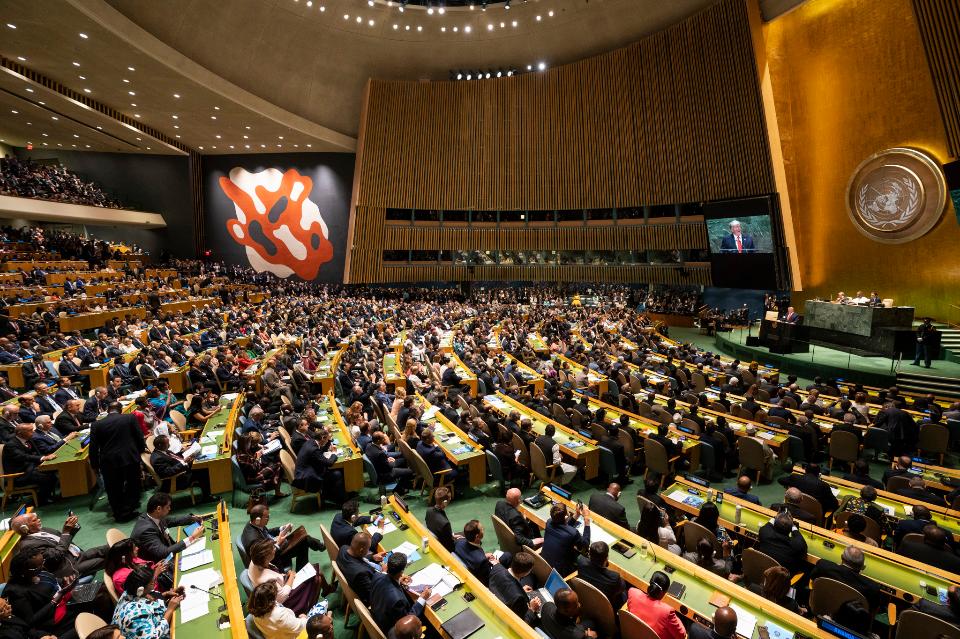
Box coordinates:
[0,505,30,583]
[905,461,960,493]
[526,332,549,355]
[500,353,544,395]
[375,495,542,639]
[3,260,87,272]
[553,353,609,396]
[415,393,486,487]
[59,306,148,332]
[172,502,247,639]
[484,392,599,480]
[0,363,25,389]
[311,346,346,395]
[318,392,365,493]
[447,353,478,397]
[383,352,405,389]
[523,486,825,639]
[662,477,959,607]
[191,393,242,494]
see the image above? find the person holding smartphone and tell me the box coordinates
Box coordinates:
[112,565,184,639]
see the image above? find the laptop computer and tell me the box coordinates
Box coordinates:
[528,569,569,604]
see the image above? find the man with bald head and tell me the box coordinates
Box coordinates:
[756,509,807,574]
[588,483,629,529]
[10,511,108,578]
[810,545,881,611]
[0,404,18,442]
[540,588,597,639]
[495,488,542,548]
[689,606,738,639]
[389,615,423,639]
[336,531,380,605]
[53,399,84,437]
[771,487,817,524]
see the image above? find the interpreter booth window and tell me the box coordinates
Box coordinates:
[586,208,614,221]
[443,210,469,222]
[557,209,585,222]
[525,210,553,223]
[648,204,676,219]
[413,209,441,222]
[385,208,412,221]
[409,250,436,262]
[616,207,644,220]
[438,250,455,263]
[382,250,409,263]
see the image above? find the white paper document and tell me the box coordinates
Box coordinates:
[182,441,202,460]
[179,598,210,623]
[393,541,420,557]
[291,562,317,590]
[366,521,397,535]
[182,537,208,556]
[180,549,214,571]
[729,604,758,639]
[590,525,617,547]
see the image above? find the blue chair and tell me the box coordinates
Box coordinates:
[235,538,250,566]
[362,454,397,496]
[485,449,504,491]
[597,446,617,483]
[231,457,265,508]
[246,614,266,639]
[239,569,254,598]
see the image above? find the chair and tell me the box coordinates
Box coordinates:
[279,449,322,513]
[618,428,637,466]
[894,609,960,639]
[828,431,860,472]
[0,443,39,510]
[246,613,267,639]
[231,457,265,508]
[681,520,722,554]
[741,547,780,588]
[809,577,868,618]
[74,613,108,639]
[492,514,523,554]
[319,523,341,564]
[331,560,359,627]
[570,577,617,638]
[834,511,883,544]
[169,410,187,432]
[643,438,675,489]
[691,372,706,393]
[363,454,397,496]
[141,452,198,505]
[797,491,825,525]
[236,538,251,566]
[918,423,949,464]
[239,568,255,597]
[898,532,924,550]
[511,433,530,470]
[485,449,505,492]
[105,528,127,546]
[355,598,388,639]
[619,609,660,639]
[736,437,766,484]
[886,475,912,492]
[103,573,120,603]
[597,446,618,483]
[529,442,559,488]
[863,427,889,461]
[409,446,453,501]
[522,545,553,584]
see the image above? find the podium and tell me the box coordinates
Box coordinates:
[758,319,809,354]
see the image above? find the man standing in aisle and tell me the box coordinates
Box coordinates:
[89,400,145,522]
[912,318,937,368]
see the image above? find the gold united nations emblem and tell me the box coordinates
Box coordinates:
[846,147,947,243]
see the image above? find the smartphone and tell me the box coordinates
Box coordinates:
[715,493,723,505]
[430,597,448,611]
[463,592,476,603]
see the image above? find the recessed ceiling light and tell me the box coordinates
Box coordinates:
[134,114,141,118]
[394,24,399,29]
[51,116,58,120]
[487,24,493,30]
[536,15,541,21]
[427,7,433,14]
[215,135,221,139]
[214,106,220,110]
[73,61,81,67]
[548,10,554,16]
[79,32,88,38]
[174,125,179,129]
[146,146,151,150]
[356,15,362,22]
[344,13,349,19]
[417,25,422,31]
[278,135,284,139]
[130,103,136,107]
[176,134,180,138]
[136,137,141,140]
[294,144,299,148]
[276,144,282,147]
[96,126,102,130]
[210,115,217,120]
[73,134,79,138]
[6,24,16,29]
[41,133,48,137]
[307,144,312,147]
[319,5,325,11]
[25,87,33,93]
[173,93,180,98]
[261,144,266,148]
[537,61,546,70]
[245,144,250,149]
[245,125,251,129]
[85,145,90,148]
[128,91,135,95]
[10,110,16,114]
[230,145,235,149]
[526,64,532,70]
[306,0,312,5]
[79,75,86,80]
[127,66,135,71]
[441,26,446,31]
[16,56,25,61]
[243,134,248,139]
[172,115,179,119]
[122,78,130,83]
[368,19,374,25]
[405,25,410,30]
[83,88,91,93]
[199,146,204,150]
[438,7,445,14]
[464,25,471,33]
[453,26,458,31]
[500,21,505,27]
[511,20,517,26]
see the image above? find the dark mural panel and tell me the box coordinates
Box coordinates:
[203,153,354,283]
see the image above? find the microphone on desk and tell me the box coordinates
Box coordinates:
[190,584,228,612]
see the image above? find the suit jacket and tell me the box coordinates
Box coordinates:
[415,441,450,475]
[337,545,377,604]
[14,526,78,559]
[540,602,588,639]
[810,559,882,610]
[53,412,82,437]
[719,233,756,253]
[131,512,196,562]
[88,411,145,471]
[898,540,960,574]
[330,513,374,549]
[841,472,884,490]
[892,517,934,548]
[778,473,839,512]
[30,430,67,455]
[488,563,538,625]
[724,488,761,505]
[425,507,456,552]
[756,522,808,574]
[770,502,817,524]
[588,492,629,530]
[494,500,539,548]
[894,487,945,506]
[240,522,284,558]
[34,395,60,416]
[370,572,425,633]
[542,518,590,576]
[293,437,335,490]
[575,555,626,609]
[1,437,44,475]
[53,386,81,407]
[81,396,106,423]
[454,539,492,585]
[18,406,39,424]
[150,449,189,479]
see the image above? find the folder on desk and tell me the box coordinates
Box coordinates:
[440,608,484,639]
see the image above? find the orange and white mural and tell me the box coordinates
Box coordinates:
[218,167,334,279]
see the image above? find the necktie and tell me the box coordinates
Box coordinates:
[736,235,743,253]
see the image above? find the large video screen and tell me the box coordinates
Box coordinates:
[706,215,774,254]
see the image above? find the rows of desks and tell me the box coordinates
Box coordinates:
[316,392,365,493]
[553,353,609,395]
[661,476,959,607]
[484,391,599,480]
[500,353,545,394]
[447,352,478,397]
[415,393,486,486]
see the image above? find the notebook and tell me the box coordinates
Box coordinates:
[440,607,485,639]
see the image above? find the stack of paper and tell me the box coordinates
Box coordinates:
[366,521,398,535]
[182,538,208,556]
[291,563,317,590]
[409,563,461,598]
[729,604,758,639]
[180,549,214,571]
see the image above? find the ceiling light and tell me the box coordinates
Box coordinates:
[307,144,312,147]
[278,136,284,139]
[211,115,217,120]
[6,23,16,29]
[368,19,375,25]
[173,93,180,98]
[394,24,399,29]
[536,15,541,21]
[438,7,445,14]
[344,13,349,19]
[487,24,493,30]
[294,144,299,148]
[25,87,33,93]
[417,25,422,31]
[453,26,458,31]
[245,144,250,149]
[456,73,462,80]
[16,56,25,61]
[134,114,141,118]
[537,61,546,70]
[276,144,282,147]
[368,0,373,5]
[548,10,554,16]
[260,144,266,148]
[245,125,251,129]
[306,0,312,5]
[83,88,91,93]
[214,106,220,110]
[10,110,16,114]
[464,25,471,33]
[485,72,491,78]
[320,5,325,10]
[399,5,404,11]
[96,126,102,130]
[504,1,510,8]
[123,78,130,83]
[73,134,79,138]
[427,7,433,14]
[466,73,472,80]
[174,125,179,129]
[405,25,410,30]
[356,16,362,22]
[199,146,204,150]
[51,116,58,120]
[41,133,48,137]
[526,64,532,70]
[37,101,44,105]
[172,115,179,119]
[136,137,141,141]
[441,26,446,31]
[79,75,86,79]
[243,134,248,139]
[496,71,502,77]
[85,145,90,148]
[230,145,235,149]
[73,61,81,67]
[128,66,135,71]
[79,32,88,38]
[500,21,504,27]
[130,103,136,106]
[511,20,516,26]
[128,91,135,95]
[146,146,151,150]
[215,135,221,139]
[176,134,180,138]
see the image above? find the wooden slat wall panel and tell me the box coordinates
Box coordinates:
[370,263,712,286]
[913,0,960,157]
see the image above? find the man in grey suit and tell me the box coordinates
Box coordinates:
[131,493,205,563]
[10,511,108,578]
[262,359,294,402]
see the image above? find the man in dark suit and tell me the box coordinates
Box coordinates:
[293,430,345,504]
[415,428,457,483]
[330,499,379,549]
[365,432,413,494]
[10,511,108,578]
[150,434,212,502]
[718,220,756,254]
[131,493,204,563]
[810,546,882,611]
[370,553,429,633]
[81,386,109,424]
[2,423,58,504]
[241,504,320,571]
[724,476,761,506]
[892,505,934,548]
[882,455,914,487]
[16,396,40,424]
[599,425,629,484]
[689,607,738,639]
[337,532,381,605]
[495,488,542,548]
[842,459,884,490]
[53,399,84,437]
[771,488,817,524]
[588,483,629,530]
[53,377,82,406]
[780,307,800,324]
[540,588,595,639]
[0,405,19,443]
[876,404,917,457]
[575,541,627,609]
[756,510,808,574]
[488,551,543,625]
[58,353,82,379]
[541,504,591,577]
[21,355,48,388]
[32,383,62,416]
[894,477,946,506]
[89,401,144,521]
[778,463,838,514]
[31,414,76,455]
[454,519,498,585]
[898,525,960,574]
